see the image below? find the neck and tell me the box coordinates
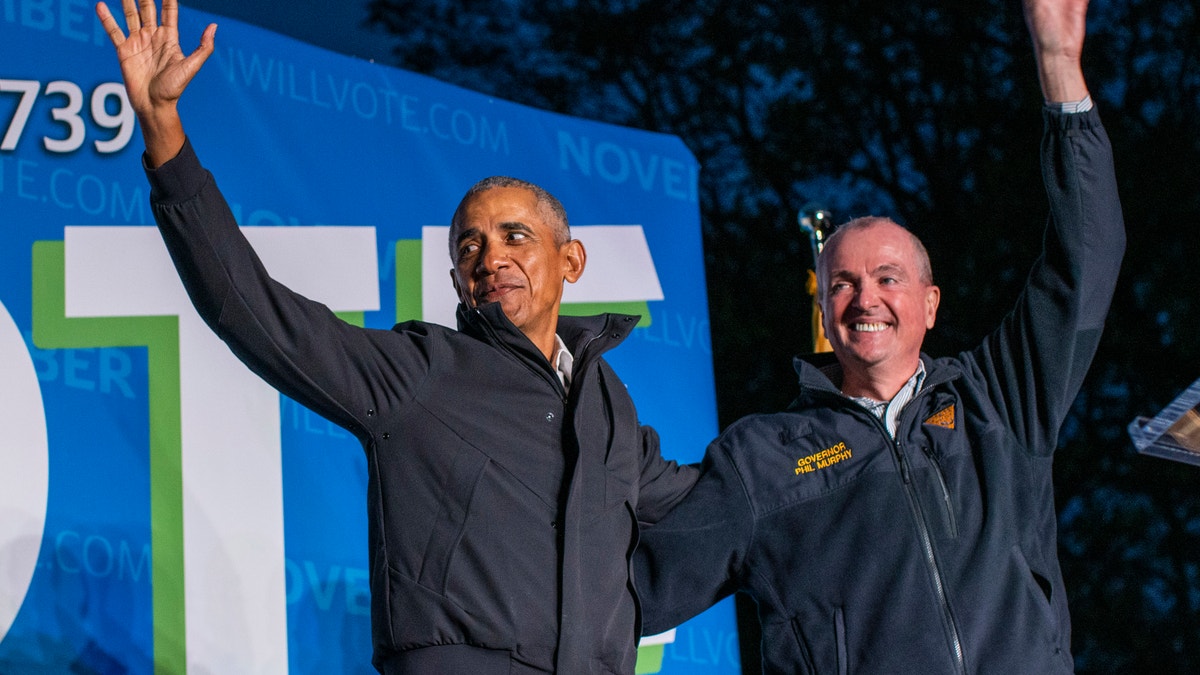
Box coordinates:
[530,332,557,362]
[838,360,921,402]
[523,315,560,363]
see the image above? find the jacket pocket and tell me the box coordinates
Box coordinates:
[415,445,490,594]
[921,446,959,539]
[1012,545,1073,669]
[834,607,848,675]
[781,607,848,675]
[596,370,639,509]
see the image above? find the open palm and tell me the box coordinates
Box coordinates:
[96,0,215,116]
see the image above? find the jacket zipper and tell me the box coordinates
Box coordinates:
[859,400,967,675]
[471,308,569,400]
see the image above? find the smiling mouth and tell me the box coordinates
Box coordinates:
[852,322,890,333]
[477,285,518,303]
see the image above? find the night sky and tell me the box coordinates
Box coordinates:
[182,0,395,64]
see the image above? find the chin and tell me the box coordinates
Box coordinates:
[499,304,527,326]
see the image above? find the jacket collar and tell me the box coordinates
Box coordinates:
[792,352,961,399]
[456,302,640,370]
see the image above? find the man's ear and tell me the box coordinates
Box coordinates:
[925,284,941,329]
[562,239,586,284]
[450,268,470,306]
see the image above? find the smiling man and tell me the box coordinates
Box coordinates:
[634,0,1126,673]
[97,1,698,673]
[816,217,941,402]
[449,178,585,362]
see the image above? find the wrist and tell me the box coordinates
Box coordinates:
[137,105,186,168]
[1036,54,1088,104]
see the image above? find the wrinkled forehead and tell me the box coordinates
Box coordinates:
[448,186,558,259]
[452,186,542,230]
[817,220,934,293]
[827,223,915,264]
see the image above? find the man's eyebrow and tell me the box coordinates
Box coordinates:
[456,221,535,242]
[453,227,479,248]
[872,263,907,277]
[498,221,535,234]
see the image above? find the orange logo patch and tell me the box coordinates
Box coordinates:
[924,405,956,429]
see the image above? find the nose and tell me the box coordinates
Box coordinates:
[475,240,509,275]
[851,283,878,309]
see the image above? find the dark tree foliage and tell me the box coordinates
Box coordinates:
[366,0,1200,672]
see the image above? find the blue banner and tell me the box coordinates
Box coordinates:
[1,4,738,673]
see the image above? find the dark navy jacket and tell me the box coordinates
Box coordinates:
[635,107,1124,674]
[147,140,698,674]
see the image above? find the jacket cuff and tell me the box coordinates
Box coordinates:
[144,137,206,205]
[1042,104,1102,133]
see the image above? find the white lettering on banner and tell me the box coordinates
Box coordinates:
[557,131,699,202]
[0,297,50,644]
[0,157,149,223]
[214,47,511,154]
[419,225,665,329]
[1,0,110,46]
[63,226,378,673]
[0,79,135,153]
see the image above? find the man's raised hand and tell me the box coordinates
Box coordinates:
[96,0,216,166]
[1023,0,1090,103]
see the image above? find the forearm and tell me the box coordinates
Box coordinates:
[146,140,379,431]
[1035,52,1088,104]
[1024,0,1090,103]
[635,425,701,525]
[139,104,187,168]
[635,442,751,633]
[1038,106,1125,327]
[973,106,1124,453]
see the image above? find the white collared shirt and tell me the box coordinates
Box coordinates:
[553,334,575,388]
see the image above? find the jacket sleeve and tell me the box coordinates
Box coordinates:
[633,425,700,525]
[146,138,425,437]
[967,106,1125,456]
[634,437,753,635]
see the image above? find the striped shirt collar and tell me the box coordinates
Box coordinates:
[849,360,927,438]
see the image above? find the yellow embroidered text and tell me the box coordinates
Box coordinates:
[795,442,853,474]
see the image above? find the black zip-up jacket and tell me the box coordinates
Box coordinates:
[635,107,1124,674]
[146,139,698,674]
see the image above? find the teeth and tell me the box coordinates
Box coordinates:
[854,323,888,332]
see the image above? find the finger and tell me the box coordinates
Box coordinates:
[138,0,157,31]
[121,0,140,32]
[183,23,218,72]
[161,0,177,29]
[95,3,128,47]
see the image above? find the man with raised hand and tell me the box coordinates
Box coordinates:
[96,1,697,672]
[634,0,1124,672]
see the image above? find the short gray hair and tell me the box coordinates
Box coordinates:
[816,216,934,299]
[449,176,571,259]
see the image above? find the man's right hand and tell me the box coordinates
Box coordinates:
[96,0,216,167]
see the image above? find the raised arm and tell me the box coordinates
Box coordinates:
[1024,0,1089,103]
[96,0,216,167]
[971,0,1124,454]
